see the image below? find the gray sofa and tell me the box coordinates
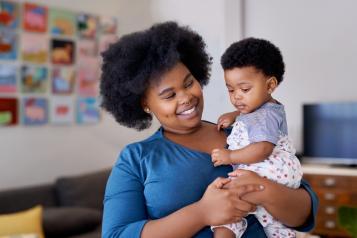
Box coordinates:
[0,169,111,238]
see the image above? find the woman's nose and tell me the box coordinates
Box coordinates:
[179,92,192,105]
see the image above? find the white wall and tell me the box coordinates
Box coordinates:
[0,0,157,190]
[244,0,357,151]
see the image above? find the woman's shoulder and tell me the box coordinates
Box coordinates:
[122,128,166,155]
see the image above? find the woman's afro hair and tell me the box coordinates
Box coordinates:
[221,37,285,84]
[100,21,212,130]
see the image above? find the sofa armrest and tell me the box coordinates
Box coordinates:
[0,184,57,214]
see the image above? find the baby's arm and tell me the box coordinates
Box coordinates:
[211,142,274,167]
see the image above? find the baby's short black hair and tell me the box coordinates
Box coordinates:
[100,21,212,130]
[221,37,285,84]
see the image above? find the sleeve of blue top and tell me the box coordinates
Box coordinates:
[102,146,148,238]
[293,179,319,232]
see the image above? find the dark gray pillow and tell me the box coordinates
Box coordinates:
[55,169,110,210]
[43,207,102,237]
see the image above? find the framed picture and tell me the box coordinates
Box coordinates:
[100,16,117,34]
[21,33,48,63]
[51,67,75,94]
[22,97,48,126]
[0,64,17,93]
[50,96,74,124]
[77,56,99,96]
[0,28,17,60]
[98,34,117,54]
[49,8,75,37]
[51,39,75,65]
[23,2,47,33]
[76,97,100,124]
[78,40,97,57]
[0,1,19,29]
[20,65,48,93]
[0,97,18,126]
[77,13,98,39]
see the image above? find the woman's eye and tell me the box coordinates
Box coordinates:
[184,80,194,88]
[164,93,175,99]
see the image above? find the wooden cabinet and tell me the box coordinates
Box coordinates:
[303,165,357,238]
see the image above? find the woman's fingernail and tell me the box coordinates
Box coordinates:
[259,185,265,190]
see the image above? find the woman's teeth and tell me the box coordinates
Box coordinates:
[181,107,195,115]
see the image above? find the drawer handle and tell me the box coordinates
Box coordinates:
[324,192,336,200]
[325,220,336,229]
[325,206,336,214]
[324,177,336,186]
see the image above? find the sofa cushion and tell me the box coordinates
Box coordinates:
[43,207,102,237]
[0,205,45,238]
[55,169,110,210]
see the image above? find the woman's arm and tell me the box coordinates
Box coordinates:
[142,178,262,238]
[103,148,262,238]
[228,170,317,228]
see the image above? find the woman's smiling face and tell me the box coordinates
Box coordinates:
[142,62,204,134]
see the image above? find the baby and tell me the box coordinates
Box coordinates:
[211,38,302,238]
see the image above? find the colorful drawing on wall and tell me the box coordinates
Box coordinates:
[98,34,117,54]
[78,40,97,57]
[0,97,18,126]
[77,56,99,96]
[23,3,47,33]
[49,8,75,36]
[21,65,48,93]
[22,97,48,125]
[0,1,19,29]
[50,96,74,124]
[0,28,17,60]
[100,16,117,34]
[76,97,100,124]
[0,64,16,93]
[77,13,98,39]
[51,39,75,65]
[51,67,75,94]
[21,33,48,63]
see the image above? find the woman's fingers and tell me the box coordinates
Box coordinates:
[210,177,231,189]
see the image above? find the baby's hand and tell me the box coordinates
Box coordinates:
[211,148,232,167]
[217,111,239,130]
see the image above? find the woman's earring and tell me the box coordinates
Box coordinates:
[144,107,151,113]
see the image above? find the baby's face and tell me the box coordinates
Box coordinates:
[224,66,274,114]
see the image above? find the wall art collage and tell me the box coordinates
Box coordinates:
[0,1,118,126]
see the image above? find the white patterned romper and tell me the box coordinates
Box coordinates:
[223,102,302,238]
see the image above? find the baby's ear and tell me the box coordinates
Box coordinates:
[267,77,278,94]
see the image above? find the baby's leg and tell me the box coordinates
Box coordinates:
[212,218,248,238]
[264,223,296,238]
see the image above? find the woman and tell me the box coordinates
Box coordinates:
[100,22,318,238]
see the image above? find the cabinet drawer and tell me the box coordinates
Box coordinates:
[304,174,357,190]
[315,216,352,237]
[315,189,357,205]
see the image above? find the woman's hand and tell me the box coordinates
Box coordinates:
[197,177,263,226]
[217,111,240,130]
[227,169,268,205]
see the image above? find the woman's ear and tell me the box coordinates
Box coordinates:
[141,97,151,114]
[267,77,278,94]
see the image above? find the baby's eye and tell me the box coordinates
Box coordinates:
[241,88,250,93]
[228,89,234,93]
